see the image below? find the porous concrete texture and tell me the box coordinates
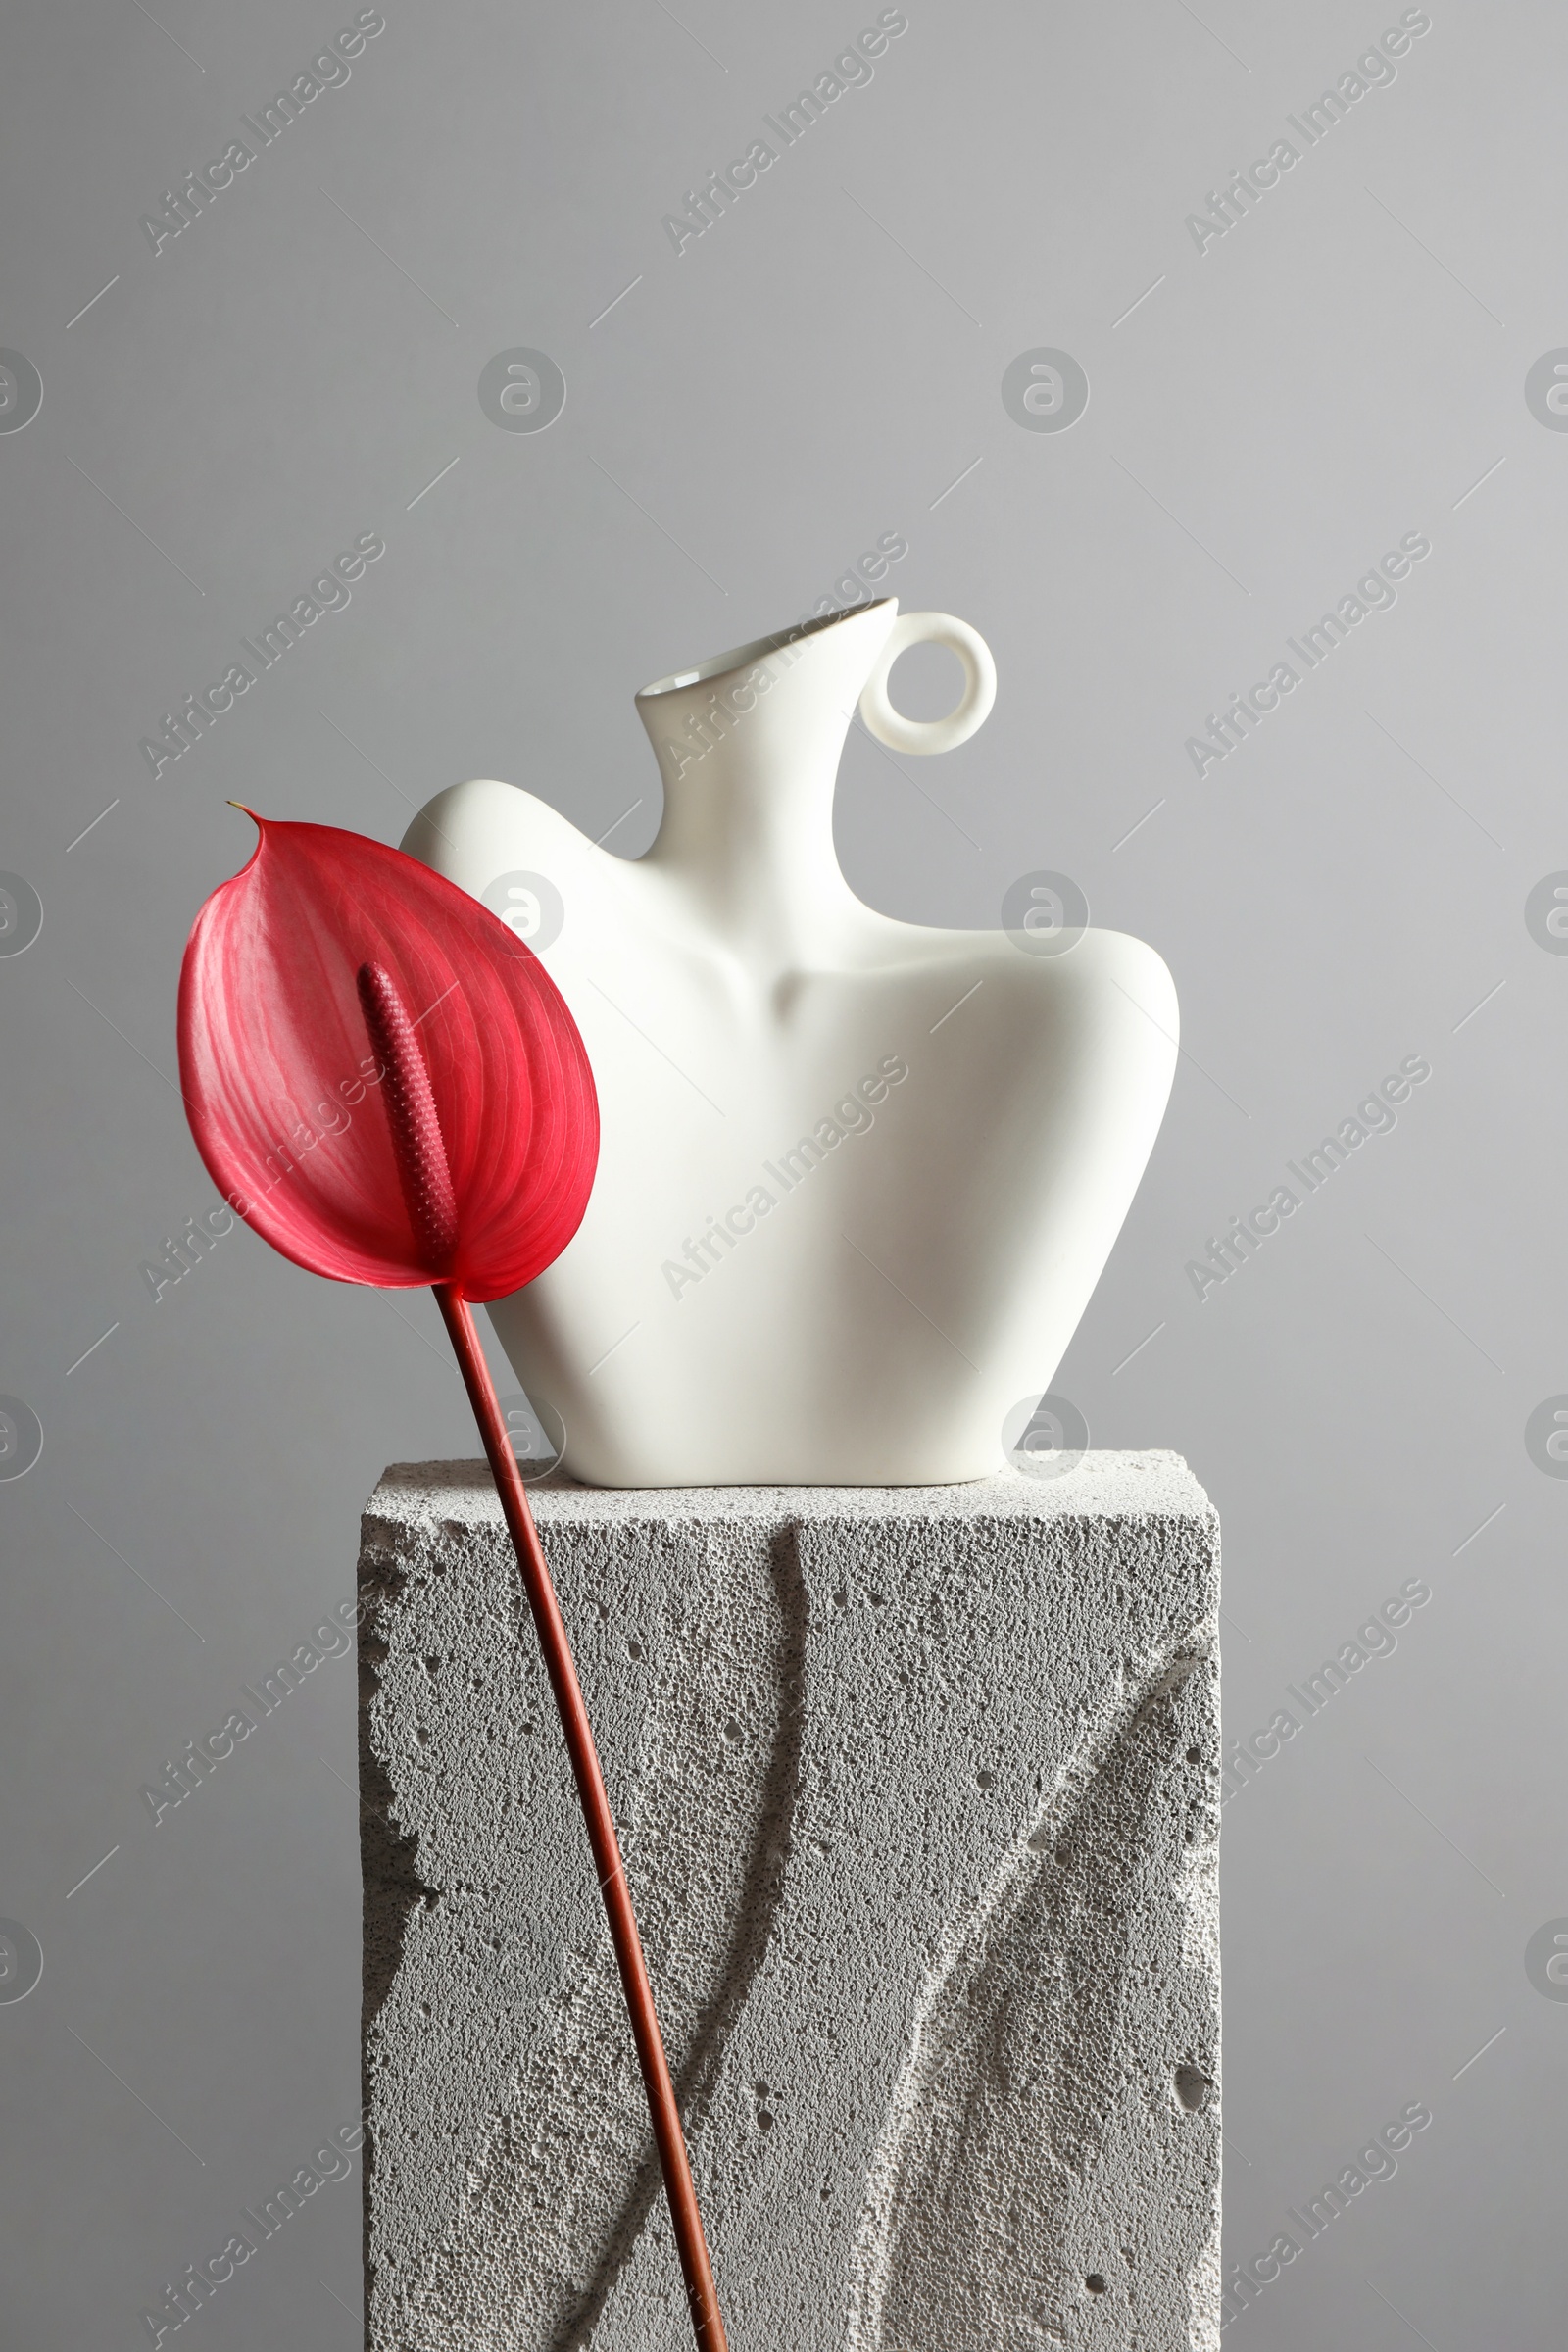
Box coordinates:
[359,1454,1220,2352]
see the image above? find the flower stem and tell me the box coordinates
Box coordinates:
[434,1284,728,2352]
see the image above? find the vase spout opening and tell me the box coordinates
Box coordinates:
[635,598,897,705]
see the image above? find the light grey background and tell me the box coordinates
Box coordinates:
[1,1,1562,2344]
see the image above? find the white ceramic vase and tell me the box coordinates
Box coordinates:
[404,600,1177,1485]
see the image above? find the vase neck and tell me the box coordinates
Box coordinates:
[635,603,899,954]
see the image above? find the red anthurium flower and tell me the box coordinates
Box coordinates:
[173,811,727,2352]
[176,813,598,1298]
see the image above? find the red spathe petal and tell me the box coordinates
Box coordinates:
[177,816,599,1299]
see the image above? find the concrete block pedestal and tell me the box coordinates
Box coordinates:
[358,1454,1220,2351]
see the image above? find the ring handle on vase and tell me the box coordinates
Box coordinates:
[858,612,997,755]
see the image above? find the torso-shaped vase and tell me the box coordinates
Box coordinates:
[404,600,1177,1485]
